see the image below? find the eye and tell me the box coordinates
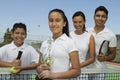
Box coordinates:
[15,32,19,34]
[56,19,60,22]
[73,21,77,24]
[96,14,107,18]
[49,18,53,22]
[101,15,107,18]
[96,14,100,17]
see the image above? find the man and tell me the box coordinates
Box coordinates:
[88,6,117,80]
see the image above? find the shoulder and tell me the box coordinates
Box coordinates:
[106,28,115,34]
[104,28,116,37]
[83,31,92,39]
[70,31,75,35]
[40,39,49,47]
[63,34,74,42]
[22,43,36,50]
[0,42,12,49]
[0,43,12,54]
[58,34,75,46]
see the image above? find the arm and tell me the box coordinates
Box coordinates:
[105,47,116,61]
[16,63,38,71]
[0,61,16,67]
[0,59,21,67]
[40,51,80,79]
[20,46,40,70]
[98,34,117,62]
[80,35,95,68]
[13,46,39,74]
[11,63,38,75]
[0,46,20,67]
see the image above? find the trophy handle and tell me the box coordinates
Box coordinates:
[39,53,44,64]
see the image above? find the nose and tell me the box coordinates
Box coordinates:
[99,16,102,20]
[52,21,57,26]
[18,33,23,37]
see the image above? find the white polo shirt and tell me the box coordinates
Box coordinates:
[40,34,78,72]
[0,41,39,66]
[70,31,91,64]
[88,27,117,68]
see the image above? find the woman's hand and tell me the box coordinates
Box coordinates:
[38,70,53,79]
[36,64,50,74]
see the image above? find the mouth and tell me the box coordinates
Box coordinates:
[76,26,82,30]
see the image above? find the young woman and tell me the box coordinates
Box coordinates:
[70,11,95,80]
[36,9,80,80]
[70,11,95,68]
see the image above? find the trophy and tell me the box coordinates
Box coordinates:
[36,38,53,80]
[43,38,53,66]
[43,54,53,66]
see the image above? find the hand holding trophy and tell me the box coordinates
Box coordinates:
[36,38,53,80]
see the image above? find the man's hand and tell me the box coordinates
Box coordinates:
[11,59,21,67]
[10,66,22,76]
[97,53,106,62]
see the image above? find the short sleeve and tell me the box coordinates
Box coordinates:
[67,39,78,54]
[39,40,48,54]
[109,34,117,47]
[30,46,39,63]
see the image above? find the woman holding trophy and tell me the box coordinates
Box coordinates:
[36,9,80,80]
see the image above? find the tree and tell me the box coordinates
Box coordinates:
[0,28,13,47]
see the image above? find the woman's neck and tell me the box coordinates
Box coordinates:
[75,30,84,35]
[52,33,63,40]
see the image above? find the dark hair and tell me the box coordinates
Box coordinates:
[72,11,86,31]
[11,23,27,34]
[94,6,108,18]
[48,9,69,36]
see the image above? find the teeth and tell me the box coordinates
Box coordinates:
[76,27,81,29]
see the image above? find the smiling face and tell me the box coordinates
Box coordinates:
[73,15,86,32]
[48,11,66,37]
[11,28,26,47]
[94,10,107,27]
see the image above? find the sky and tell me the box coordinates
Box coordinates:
[0,0,120,40]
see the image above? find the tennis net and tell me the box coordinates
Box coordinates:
[0,68,120,80]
